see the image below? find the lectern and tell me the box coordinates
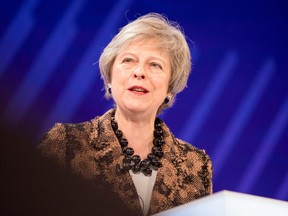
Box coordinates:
[153,190,288,216]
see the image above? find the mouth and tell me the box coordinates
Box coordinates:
[128,86,149,93]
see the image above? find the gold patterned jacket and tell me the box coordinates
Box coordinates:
[39,109,213,215]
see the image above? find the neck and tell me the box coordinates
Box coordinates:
[114,108,156,158]
[115,106,157,125]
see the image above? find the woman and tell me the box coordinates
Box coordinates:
[39,13,213,215]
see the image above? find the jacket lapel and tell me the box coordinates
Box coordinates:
[148,122,187,215]
[93,109,142,213]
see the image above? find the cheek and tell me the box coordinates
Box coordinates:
[151,75,170,91]
[111,65,119,79]
[111,66,126,85]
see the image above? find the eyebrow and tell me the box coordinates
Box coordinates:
[117,52,169,66]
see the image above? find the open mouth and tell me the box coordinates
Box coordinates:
[128,86,149,93]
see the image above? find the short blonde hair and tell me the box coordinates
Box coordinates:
[99,13,191,111]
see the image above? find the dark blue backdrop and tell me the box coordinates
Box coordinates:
[1,0,287,201]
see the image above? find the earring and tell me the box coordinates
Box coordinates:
[108,84,112,94]
[164,96,170,104]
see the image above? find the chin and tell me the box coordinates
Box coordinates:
[127,106,148,113]
[123,103,151,114]
[119,100,159,115]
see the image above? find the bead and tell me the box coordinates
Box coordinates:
[152,146,161,151]
[115,130,123,138]
[122,162,131,171]
[154,129,163,137]
[123,147,134,156]
[147,153,156,161]
[152,146,163,158]
[153,138,164,147]
[156,151,163,158]
[143,167,152,176]
[154,118,162,128]
[155,118,161,124]
[132,155,141,164]
[140,159,151,170]
[132,164,141,173]
[123,156,132,163]
[119,138,128,147]
[151,158,162,168]
[111,120,118,130]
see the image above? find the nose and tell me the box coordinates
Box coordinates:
[133,64,146,80]
[134,74,145,79]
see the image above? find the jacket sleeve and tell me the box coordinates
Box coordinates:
[38,123,67,167]
[196,149,213,196]
[206,153,213,194]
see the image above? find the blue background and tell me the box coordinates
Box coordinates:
[1,0,287,201]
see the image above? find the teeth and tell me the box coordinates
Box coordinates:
[133,88,145,92]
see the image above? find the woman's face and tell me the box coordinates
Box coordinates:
[110,38,171,116]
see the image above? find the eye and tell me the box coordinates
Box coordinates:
[150,62,162,70]
[122,57,134,63]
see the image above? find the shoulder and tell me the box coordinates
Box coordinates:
[38,117,100,166]
[41,119,97,145]
[42,108,117,142]
[173,137,213,177]
[175,138,213,192]
[38,109,115,164]
[175,138,211,162]
[160,119,210,163]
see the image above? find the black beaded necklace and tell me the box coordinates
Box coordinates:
[111,112,165,176]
